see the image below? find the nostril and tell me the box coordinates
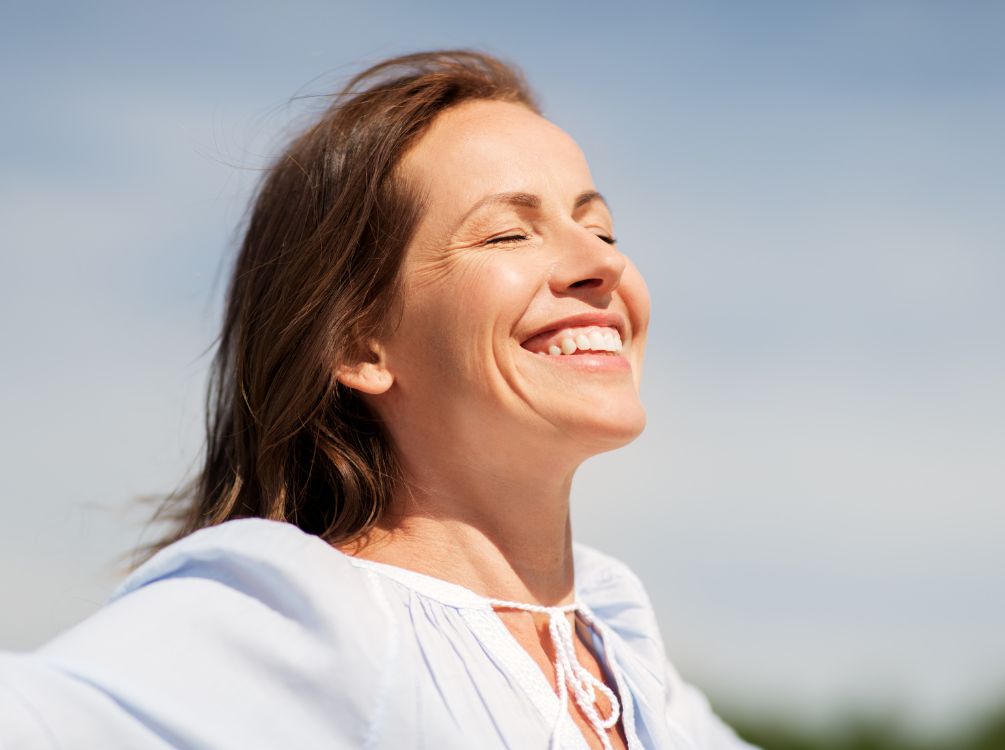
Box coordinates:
[569,278,603,289]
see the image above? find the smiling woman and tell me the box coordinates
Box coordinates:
[0,49,757,750]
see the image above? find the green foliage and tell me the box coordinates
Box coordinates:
[725,706,1005,750]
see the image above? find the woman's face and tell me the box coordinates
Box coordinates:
[370,99,650,465]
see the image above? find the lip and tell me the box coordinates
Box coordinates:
[525,349,632,372]
[519,311,627,350]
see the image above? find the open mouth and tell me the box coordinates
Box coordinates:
[521,325,623,357]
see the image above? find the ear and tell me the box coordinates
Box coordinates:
[334,341,394,395]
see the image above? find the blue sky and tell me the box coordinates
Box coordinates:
[2,0,1003,732]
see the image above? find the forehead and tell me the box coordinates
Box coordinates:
[399,100,598,235]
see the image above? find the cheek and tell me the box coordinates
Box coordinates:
[397,255,540,374]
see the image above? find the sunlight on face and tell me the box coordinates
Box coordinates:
[375,99,650,467]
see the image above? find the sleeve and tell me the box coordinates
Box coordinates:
[0,650,175,749]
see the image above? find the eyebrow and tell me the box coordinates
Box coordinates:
[450,189,611,236]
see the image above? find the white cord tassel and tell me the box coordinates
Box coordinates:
[488,599,621,750]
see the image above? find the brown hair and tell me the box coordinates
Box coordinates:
[129,49,540,570]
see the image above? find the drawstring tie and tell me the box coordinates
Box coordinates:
[488,599,621,750]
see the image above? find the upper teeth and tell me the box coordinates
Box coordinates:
[545,327,623,355]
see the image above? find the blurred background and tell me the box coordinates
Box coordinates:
[1,1,1003,747]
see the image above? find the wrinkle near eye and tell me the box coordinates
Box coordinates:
[451,209,530,244]
[409,238,497,291]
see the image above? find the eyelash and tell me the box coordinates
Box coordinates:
[485,233,618,246]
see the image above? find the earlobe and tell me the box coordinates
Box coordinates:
[335,343,394,395]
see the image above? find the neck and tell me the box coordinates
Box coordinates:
[340,448,579,606]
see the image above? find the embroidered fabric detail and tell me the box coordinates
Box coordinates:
[487,598,621,750]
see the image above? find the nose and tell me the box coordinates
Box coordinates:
[548,225,628,300]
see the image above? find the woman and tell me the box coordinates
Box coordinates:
[0,49,757,749]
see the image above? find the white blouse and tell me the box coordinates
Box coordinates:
[0,517,758,749]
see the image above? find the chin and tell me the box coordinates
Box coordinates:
[568,402,647,456]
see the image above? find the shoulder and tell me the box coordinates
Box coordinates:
[98,517,388,644]
[20,519,391,748]
[118,517,357,586]
[95,517,391,657]
[573,541,665,652]
[114,517,357,598]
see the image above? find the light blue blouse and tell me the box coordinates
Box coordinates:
[0,518,757,749]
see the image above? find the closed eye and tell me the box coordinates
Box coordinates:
[485,234,529,245]
[485,233,617,246]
